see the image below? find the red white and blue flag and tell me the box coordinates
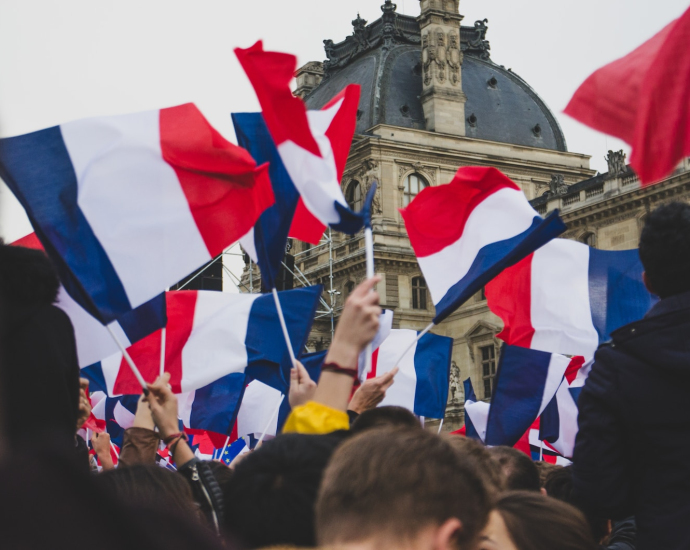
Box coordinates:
[401,167,566,324]
[82,286,321,397]
[486,239,657,358]
[235,41,364,245]
[0,103,274,323]
[463,377,489,441]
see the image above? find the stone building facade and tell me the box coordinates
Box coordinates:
[242,0,690,432]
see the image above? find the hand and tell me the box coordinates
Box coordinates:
[289,360,317,408]
[133,394,155,430]
[326,276,382,369]
[76,378,92,431]
[348,367,398,414]
[91,431,111,457]
[144,373,179,439]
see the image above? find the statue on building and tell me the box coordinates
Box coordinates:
[605,150,627,177]
[549,174,568,196]
[447,32,462,85]
[361,160,383,215]
[449,361,461,402]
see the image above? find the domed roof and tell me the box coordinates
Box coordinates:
[303,6,567,152]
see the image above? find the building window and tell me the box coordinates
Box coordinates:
[403,173,429,207]
[412,276,428,310]
[480,345,496,399]
[345,280,355,297]
[347,180,363,211]
[580,232,596,248]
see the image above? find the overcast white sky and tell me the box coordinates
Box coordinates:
[1,0,688,247]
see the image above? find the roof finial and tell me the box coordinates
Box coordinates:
[352,12,368,32]
[381,0,397,14]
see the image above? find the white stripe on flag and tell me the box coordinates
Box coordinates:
[237,381,283,438]
[61,109,211,309]
[417,188,537,305]
[537,353,571,416]
[377,329,418,411]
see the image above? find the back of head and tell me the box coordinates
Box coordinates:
[95,464,198,519]
[445,434,505,494]
[317,428,491,548]
[223,432,345,548]
[639,201,690,298]
[0,244,59,308]
[488,446,540,492]
[494,491,596,550]
[535,461,560,488]
[350,405,421,433]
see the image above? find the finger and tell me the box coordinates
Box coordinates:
[376,368,397,386]
[295,360,311,383]
[79,378,90,391]
[290,366,298,388]
[351,275,382,297]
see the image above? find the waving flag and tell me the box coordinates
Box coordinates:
[539,358,592,458]
[564,7,690,184]
[215,439,250,466]
[11,233,166,368]
[463,378,489,441]
[401,167,566,324]
[486,239,656,358]
[364,329,453,418]
[82,286,321,396]
[484,345,570,447]
[90,392,139,448]
[0,103,274,323]
[235,41,363,244]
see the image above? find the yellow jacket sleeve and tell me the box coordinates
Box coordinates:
[282,401,350,435]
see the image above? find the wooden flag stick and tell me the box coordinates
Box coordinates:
[272,288,297,367]
[106,324,148,391]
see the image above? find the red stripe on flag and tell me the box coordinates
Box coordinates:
[11,232,44,251]
[400,167,521,257]
[324,85,361,182]
[113,329,164,395]
[486,253,536,348]
[564,356,585,385]
[288,198,327,244]
[159,103,274,257]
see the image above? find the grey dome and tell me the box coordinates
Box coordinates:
[303,10,566,152]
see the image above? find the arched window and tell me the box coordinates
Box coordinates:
[580,232,596,248]
[403,173,429,207]
[412,276,428,310]
[347,180,363,211]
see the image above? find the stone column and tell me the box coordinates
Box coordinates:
[418,0,466,135]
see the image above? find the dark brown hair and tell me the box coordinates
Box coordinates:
[316,428,491,547]
[488,446,541,492]
[495,491,597,550]
[444,434,505,494]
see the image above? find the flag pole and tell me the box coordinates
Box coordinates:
[159,327,167,378]
[110,441,120,459]
[220,435,230,462]
[363,181,377,376]
[437,418,444,434]
[391,322,434,373]
[271,288,297,367]
[256,394,285,448]
[539,439,544,461]
[106,325,148,391]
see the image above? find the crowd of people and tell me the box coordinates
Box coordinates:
[0,200,688,550]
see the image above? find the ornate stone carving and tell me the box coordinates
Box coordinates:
[449,361,461,403]
[423,28,451,85]
[447,31,462,85]
[605,150,627,177]
[547,174,568,196]
[464,19,490,60]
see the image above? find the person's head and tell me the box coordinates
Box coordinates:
[478,491,596,550]
[95,464,198,519]
[351,405,421,433]
[534,461,560,488]
[639,201,690,298]
[487,447,540,492]
[317,428,491,550]
[0,244,59,307]
[445,435,505,494]
[222,432,345,548]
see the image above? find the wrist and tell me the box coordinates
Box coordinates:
[159,423,180,440]
[324,340,360,370]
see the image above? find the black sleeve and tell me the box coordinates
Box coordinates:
[605,517,636,550]
[572,347,633,520]
[346,410,359,426]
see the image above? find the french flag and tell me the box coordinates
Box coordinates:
[11,233,166,368]
[463,378,489,441]
[528,426,572,465]
[539,358,592,458]
[0,103,274,323]
[486,239,657,358]
[401,167,566,324]
[235,42,363,244]
[365,329,453,418]
[82,286,321,396]
[89,391,139,449]
[484,345,571,447]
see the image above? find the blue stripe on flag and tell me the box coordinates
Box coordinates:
[463,378,481,440]
[588,248,657,343]
[413,332,453,418]
[539,394,560,443]
[433,212,566,324]
[82,362,107,394]
[485,345,554,446]
[0,127,132,323]
[331,200,365,235]
[190,372,247,435]
[117,293,167,345]
[244,286,322,392]
[232,113,300,288]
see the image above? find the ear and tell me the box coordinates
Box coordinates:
[642,271,656,295]
[433,518,463,550]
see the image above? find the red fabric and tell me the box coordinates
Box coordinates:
[564,8,690,184]
[564,355,586,385]
[234,41,320,156]
[486,253,535,348]
[288,198,326,244]
[324,85,361,182]
[159,103,274,257]
[451,426,466,436]
[186,429,228,450]
[83,414,106,433]
[400,167,520,257]
[11,233,43,250]
[113,291,197,395]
